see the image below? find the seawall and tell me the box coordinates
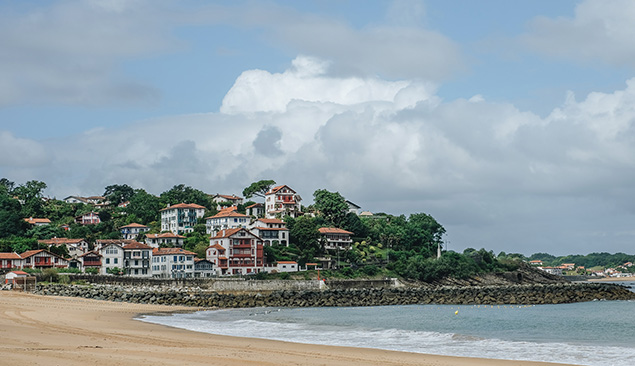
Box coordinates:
[34,282,635,308]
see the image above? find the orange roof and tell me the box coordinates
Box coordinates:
[318,227,353,235]
[123,242,152,250]
[38,238,86,245]
[211,228,243,239]
[267,185,295,195]
[79,251,102,258]
[246,203,263,208]
[119,223,149,229]
[8,271,29,275]
[208,244,226,251]
[258,218,285,224]
[24,217,51,224]
[19,249,48,258]
[160,203,207,211]
[0,253,21,260]
[252,226,286,231]
[152,248,196,256]
[206,210,249,219]
[277,261,297,264]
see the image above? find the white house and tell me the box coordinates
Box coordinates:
[318,227,354,250]
[76,211,101,225]
[38,238,89,258]
[205,208,250,235]
[249,218,289,246]
[99,243,124,275]
[24,217,51,226]
[194,259,215,278]
[122,242,153,277]
[206,228,265,276]
[245,203,264,218]
[211,194,243,210]
[345,200,361,215]
[151,247,196,278]
[160,203,206,234]
[270,261,298,273]
[145,233,186,248]
[265,185,302,219]
[119,223,150,240]
[5,270,29,285]
[20,249,68,269]
[0,253,23,270]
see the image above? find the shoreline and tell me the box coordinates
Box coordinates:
[0,291,575,366]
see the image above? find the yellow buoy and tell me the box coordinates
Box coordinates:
[455,310,459,315]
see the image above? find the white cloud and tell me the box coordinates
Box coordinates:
[521,0,635,67]
[0,131,49,168]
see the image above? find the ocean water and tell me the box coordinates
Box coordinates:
[139,282,635,366]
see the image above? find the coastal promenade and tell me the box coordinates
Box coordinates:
[0,291,575,366]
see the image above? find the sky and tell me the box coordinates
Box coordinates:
[1,0,635,256]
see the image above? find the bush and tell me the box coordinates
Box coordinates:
[42,268,59,283]
[85,268,99,275]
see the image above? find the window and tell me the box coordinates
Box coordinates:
[114,258,118,264]
[106,258,110,264]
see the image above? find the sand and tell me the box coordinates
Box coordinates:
[0,291,574,366]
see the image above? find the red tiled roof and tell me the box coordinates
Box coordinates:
[152,248,196,256]
[9,271,29,275]
[267,185,295,195]
[38,238,86,245]
[24,217,51,224]
[79,251,102,258]
[258,219,285,224]
[208,244,226,251]
[318,227,353,235]
[119,223,149,229]
[123,242,152,250]
[277,261,297,264]
[246,203,263,208]
[252,226,286,231]
[0,253,22,260]
[206,210,249,219]
[160,203,207,211]
[211,228,243,239]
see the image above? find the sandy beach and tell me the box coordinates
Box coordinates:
[0,291,575,366]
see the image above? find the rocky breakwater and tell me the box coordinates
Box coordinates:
[34,282,635,308]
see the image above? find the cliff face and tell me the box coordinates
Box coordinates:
[428,262,568,287]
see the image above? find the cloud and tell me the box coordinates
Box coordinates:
[5,56,635,255]
[521,0,635,67]
[0,131,50,167]
[0,0,180,106]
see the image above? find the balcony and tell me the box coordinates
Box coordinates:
[83,260,101,266]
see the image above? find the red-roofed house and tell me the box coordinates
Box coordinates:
[76,211,101,225]
[119,223,150,240]
[205,208,249,235]
[245,203,264,218]
[160,203,206,234]
[38,238,88,258]
[122,242,152,277]
[5,270,29,285]
[145,233,185,248]
[249,218,289,246]
[265,185,302,219]
[0,252,23,270]
[318,227,354,250]
[211,194,243,210]
[20,249,68,269]
[206,228,265,276]
[151,247,196,278]
[79,251,102,272]
[24,217,51,226]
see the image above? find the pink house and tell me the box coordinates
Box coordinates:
[76,211,101,225]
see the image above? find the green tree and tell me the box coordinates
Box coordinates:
[103,184,135,206]
[127,189,161,224]
[289,216,321,264]
[242,180,276,199]
[160,184,211,209]
[0,178,15,194]
[0,193,27,238]
[13,180,47,217]
[312,189,348,227]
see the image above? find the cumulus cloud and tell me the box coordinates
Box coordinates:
[6,56,635,254]
[0,131,50,167]
[521,0,635,66]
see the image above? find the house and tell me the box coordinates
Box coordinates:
[318,227,354,250]
[540,266,563,276]
[561,263,575,270]
[265,185,302,219]
[211,194,243,210]
[205,208,250,235]
[99,243,124,275]
[0,253,23,270]
[271,261,298,273]
[64,195,89,204]
[79,251,102,272]
[119,223,150,240]
[94,239,135,251]
[249,218,289,246]
[206,228,265,276]
[20,249,68,269]
[38,238,89,258]
[63,195,107,206]
[346,200,361,215]
[529,260,543,266]
[5,270,29,285]
[24,217,51,226]
[151,247,196,278]
[145,233,185,248]
[245,203,264,218]
[160,203,206,234]
[76,211,101,225]
[194,258,215,278]
[122,242,152,277]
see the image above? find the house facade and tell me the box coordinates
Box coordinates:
[318,227,354,250]
[265,185,302,219]
[38,238,89,258]
[24,217,51,226]
[151,247,196,278]
[206,228,265,276]
[76,211,101,225]
[211,194,243,209]
[20,249,68,269]
[245,203,264,218]
[145,233,185,248]
[99,243,124,275]
[249,219,289,246]
[79,251,102,272]
[0,253,23,270]
[194,259,215,278]
[122,242,152,277]
[205,208,249,235]
[119,223,150,240]
[160,203,206,234]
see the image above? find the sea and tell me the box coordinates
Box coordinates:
[138,281,635,366]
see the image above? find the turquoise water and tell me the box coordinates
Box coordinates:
[139,282,635,366]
